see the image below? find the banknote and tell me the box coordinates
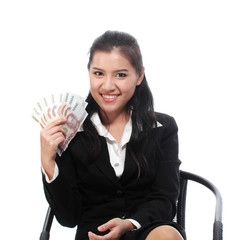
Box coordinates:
[32,92,88,155]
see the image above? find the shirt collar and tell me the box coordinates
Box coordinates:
[90,112,162,147]
[90,112,132,148]
[79,111,162,140]
[91,112,110,138]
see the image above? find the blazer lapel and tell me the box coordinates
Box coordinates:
[94,137,121,188]
[120,145,139,185]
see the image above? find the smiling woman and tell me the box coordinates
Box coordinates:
[40,30,186,240]
[1,0,239,239]
[88,50,144,121]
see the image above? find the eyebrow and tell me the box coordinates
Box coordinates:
[92,67,129,73]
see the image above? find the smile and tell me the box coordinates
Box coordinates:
[101,94,119,102]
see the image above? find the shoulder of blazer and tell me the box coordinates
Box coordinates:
[155,112,178,129]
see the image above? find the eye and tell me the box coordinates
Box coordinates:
[116,73,126,78]
[94,71,103,76]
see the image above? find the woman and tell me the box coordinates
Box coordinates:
[40,31,186,240]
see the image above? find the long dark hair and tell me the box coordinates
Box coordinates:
[83,30,156,176]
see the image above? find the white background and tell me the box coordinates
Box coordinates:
[0,0,239,239]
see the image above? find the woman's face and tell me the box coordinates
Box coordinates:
[89,49,144,118]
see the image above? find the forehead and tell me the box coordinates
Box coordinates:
[90,50,133,69]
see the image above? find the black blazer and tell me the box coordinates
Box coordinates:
[43,112,181,237]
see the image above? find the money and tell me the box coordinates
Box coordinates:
[32,92,88,156]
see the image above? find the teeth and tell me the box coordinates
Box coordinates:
[102,95,118,99]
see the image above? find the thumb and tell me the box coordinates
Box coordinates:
[98,220,114,232]
[98,223,109,232]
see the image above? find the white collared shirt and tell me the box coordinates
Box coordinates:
[90,112,132,178]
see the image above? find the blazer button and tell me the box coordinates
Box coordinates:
[116,190,123,197]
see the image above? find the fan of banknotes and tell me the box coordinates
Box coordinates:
[32,92,88,156]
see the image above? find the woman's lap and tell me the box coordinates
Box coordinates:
[75,221,186,240]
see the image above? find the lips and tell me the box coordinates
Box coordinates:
[101,94,119,102]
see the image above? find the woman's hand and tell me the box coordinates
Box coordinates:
[40,117,67,180]
[88,218,135,240]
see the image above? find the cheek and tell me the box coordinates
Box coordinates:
[89,78,99,91]
[122,82,138,95]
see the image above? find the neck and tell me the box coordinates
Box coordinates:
[99,109,130,127]
[99,109,131,145]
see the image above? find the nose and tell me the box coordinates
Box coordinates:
[102,75,115,91]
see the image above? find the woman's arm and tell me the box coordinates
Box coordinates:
[41,117,82,227]
[129,115,180,226]
[40,117,67,180]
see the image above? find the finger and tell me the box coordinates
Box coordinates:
[41,131,65,153]
[52,132,66,145]
[44,117,67,130]
[98,223,110,232]
[96,231,115,240]
[41,125,66,140]
[88,232,102,240]
[98,219,116,232]
[47,125,67,137]
[89,229,118,240]
[88,231,95,240]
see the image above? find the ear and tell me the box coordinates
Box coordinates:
[136,68,145,86]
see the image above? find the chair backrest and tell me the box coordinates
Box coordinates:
[176,171,223,240]
[40,170,223,240]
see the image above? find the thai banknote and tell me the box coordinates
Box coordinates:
[32,92,88,155]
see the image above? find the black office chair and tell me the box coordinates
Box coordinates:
[176,171,223,240]
[40,170,223,240]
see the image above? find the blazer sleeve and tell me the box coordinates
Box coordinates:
[42,147,83,228]
[129,115,181,226]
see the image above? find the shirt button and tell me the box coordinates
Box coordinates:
[116,190,123,197]
[114,163,119,167]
